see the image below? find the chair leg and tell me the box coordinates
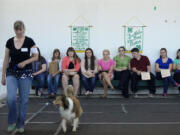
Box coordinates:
[35,88,39,96]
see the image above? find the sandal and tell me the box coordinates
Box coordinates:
[100,95,107,98]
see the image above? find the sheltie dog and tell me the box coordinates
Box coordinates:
[53,85,83,133]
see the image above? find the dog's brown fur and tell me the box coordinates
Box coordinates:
[66,85,83,117]
[53,85,83,118]
[53,85,83,132]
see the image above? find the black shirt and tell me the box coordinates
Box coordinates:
[6,36,35,70]
[6,36,35,78]
[68,61,74,69]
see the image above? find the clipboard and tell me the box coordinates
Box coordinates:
[160,69,171,78]
[141,72,151,80]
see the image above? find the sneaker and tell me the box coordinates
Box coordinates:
[89,92,93,95]
[110,86,114,91]
[85,91,90,96]
[7,124,16,132]
[123,94,129,98]
[149,94,154,98]
[174,82,179,87]
[17,128,24,134]
[39,89,44,97]
[163,93,167,97]
[134,94,138,98]
[100,95,107,98]
[49,93,56,99]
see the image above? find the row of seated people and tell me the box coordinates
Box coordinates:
[5,21,180,133]
[32,47,180,98]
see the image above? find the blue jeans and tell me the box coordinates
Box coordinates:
[81,74,96,92]
[156,72,176,94]
[6,75,32,128]
[33,73,46,91]
[47,74,61,94]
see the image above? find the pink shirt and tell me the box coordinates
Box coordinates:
[98,59,115,71]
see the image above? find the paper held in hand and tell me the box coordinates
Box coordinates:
[177,63,180,70]
[160,69,171,78]
[141,72,151,80]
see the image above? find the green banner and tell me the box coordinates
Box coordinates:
[124,26,144,52]
[71,26,90,53]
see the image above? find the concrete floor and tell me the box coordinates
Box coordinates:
[0,96,180,135]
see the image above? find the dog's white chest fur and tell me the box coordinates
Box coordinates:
[59,97,75,121]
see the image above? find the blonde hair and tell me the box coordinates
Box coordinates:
[14,20,25,31]
[103,49,110,55]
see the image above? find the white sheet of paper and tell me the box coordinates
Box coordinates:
[177,63,180,70]
[160,69,171,78]
[141,72,150,80]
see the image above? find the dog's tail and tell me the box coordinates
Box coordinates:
[66,85,74,97]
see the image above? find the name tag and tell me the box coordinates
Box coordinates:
[21,48,28,52]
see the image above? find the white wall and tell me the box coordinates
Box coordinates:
[0,0,180,97]
[0,59,7,99]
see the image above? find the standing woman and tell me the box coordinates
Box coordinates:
[1,21,38,133]
[47,49,62,98]
[98,49,115,98]
[173,49,180,95]
[113,46,131,98]
[32,47,47,96]
[81,48,98,96]
[62,47,81,97]
[155,48,178,96]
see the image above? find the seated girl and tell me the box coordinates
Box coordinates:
[47,49,62,98]
[173,49,180,96]
[98,49,115,98]
[155,48,178,97]
[32,47,47,96]
[62,47,81,97]
[81,48,98,96]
